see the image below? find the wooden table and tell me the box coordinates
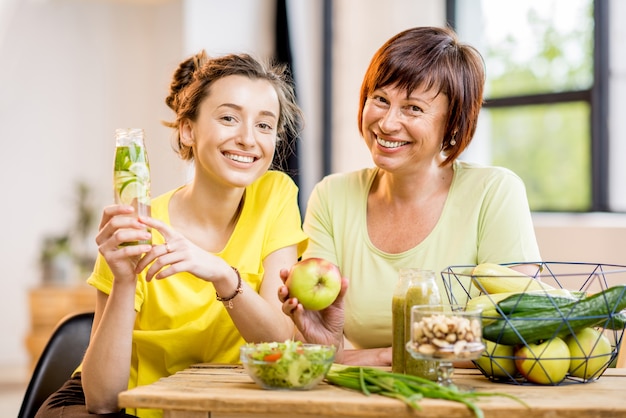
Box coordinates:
[118,365,626,418]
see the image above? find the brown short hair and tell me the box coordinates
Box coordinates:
[357,26,485,165]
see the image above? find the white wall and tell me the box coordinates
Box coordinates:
[533,213,626,265]
[182,0,274,57]
[0,0,186,368]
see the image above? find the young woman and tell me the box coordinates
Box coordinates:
[37,51,307,418]
[280,26,541,366]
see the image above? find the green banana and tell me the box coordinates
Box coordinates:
[471,263,555,294]
[465,292,513,312]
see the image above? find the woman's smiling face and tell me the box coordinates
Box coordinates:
[182,74,280,189]
[361,83,450,173]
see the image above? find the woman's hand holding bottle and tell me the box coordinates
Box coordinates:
[95,204,153,285]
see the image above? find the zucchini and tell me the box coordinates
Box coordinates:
[483,285,626,345]
[598,310,626,330]
[496,291,583,315]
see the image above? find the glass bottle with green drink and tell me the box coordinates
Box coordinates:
[113,128,152,245]
[392,268,441,379]
[392,271,411,373]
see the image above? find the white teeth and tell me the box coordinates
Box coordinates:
[377,137,408,148]
[225,153,254,163]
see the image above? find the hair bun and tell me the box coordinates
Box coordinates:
[165,50,208,112]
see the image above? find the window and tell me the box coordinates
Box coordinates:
[449,0,607,211]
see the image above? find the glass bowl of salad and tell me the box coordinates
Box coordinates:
[240,340,336,390]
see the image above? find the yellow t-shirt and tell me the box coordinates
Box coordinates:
[302,160,541,349]
[86,171,307,417]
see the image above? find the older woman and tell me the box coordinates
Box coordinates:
[280,26,541,366]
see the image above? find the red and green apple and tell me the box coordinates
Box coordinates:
[285,258,342,310]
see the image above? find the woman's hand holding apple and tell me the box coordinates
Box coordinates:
[284,258,343,310]
[278,258,349,359]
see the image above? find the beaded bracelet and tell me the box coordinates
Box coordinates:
[216,267,243,309]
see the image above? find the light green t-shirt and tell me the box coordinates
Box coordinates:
[302,160,541,349]
[87,171,307,418]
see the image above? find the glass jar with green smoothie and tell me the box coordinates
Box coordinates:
[392,268,441,380]
[392,272,411,373]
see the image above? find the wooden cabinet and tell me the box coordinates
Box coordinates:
[25,285,96,370]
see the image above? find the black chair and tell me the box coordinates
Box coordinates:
[18,311,94,418]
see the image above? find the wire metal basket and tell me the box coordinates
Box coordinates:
[440,262,626,385]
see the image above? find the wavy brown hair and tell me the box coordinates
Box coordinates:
[357,26,485,166]
[163,51,303,167]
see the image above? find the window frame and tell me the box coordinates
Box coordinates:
[446,0,610,212]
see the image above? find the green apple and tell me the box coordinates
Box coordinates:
[474,339,517,379]
[285,258,342,310]
[565,327,613,380]
[515,337,570,385]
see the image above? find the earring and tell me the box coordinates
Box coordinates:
[449,131,457,147]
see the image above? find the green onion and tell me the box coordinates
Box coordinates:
[325,366,528,418]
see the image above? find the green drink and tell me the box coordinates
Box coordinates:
[114,128,151,245]
[392,273,412,373]
[400,269,441,380]
[391,268,441,380]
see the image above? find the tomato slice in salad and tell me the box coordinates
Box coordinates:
[263,352,283,362]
